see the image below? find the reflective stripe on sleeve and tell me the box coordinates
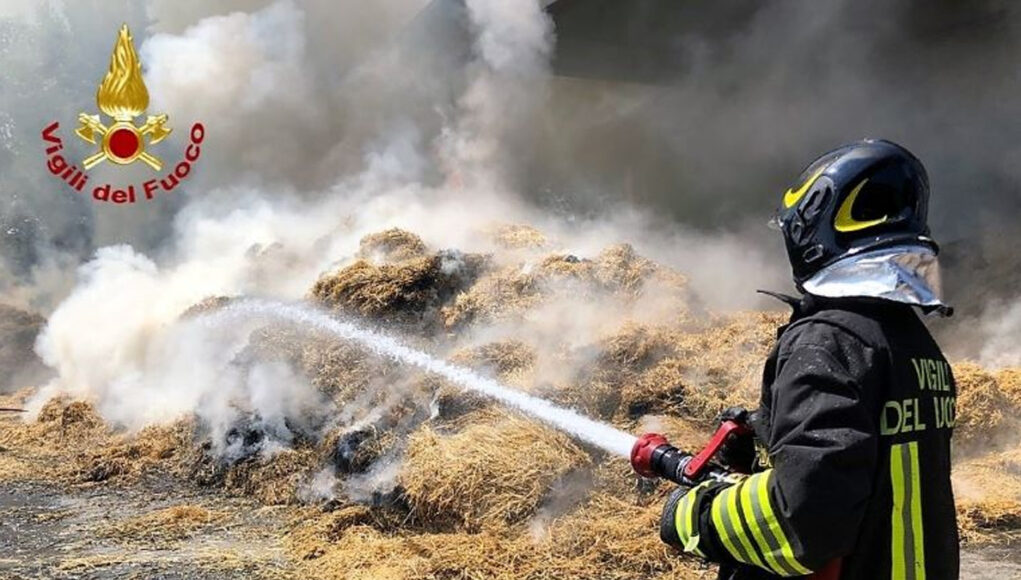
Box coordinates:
[891,442,926,580]
[731,471,812,576]
[674,481,712,557]
[711,484,761,566]
[741,473,802,576]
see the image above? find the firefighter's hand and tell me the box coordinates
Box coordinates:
[659,484,695,548]
[659,479,726,554]
[716,407,756,473]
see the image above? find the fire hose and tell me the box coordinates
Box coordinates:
[630,413,841,580]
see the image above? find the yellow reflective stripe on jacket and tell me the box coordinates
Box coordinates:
[740,473,799,576]
[674,480,712,557]
[751,471,812,575]
[711,485,760,567]
[710,470,812,576]
[727,481,769,570]
[891,442,926,580]
[909,443,926,578]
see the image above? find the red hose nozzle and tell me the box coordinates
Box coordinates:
[631,432,670,478]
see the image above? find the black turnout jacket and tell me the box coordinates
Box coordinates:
[661,296,959,579]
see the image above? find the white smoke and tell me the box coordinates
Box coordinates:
[26,0,566,449]
[142,1,313,118]
[978,300,1021,369]
[28,245,328,442]
[438,0,554,193]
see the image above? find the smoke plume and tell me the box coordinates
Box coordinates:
[1,0,1019,447]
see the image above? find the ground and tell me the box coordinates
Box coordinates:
[0,477,293,579]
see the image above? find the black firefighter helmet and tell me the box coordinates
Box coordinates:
[774,139,937,285]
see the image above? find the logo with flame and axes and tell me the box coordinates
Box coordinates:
[75,24,171,171]
[41,24,204,203]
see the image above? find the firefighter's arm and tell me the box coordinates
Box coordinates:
[660,323,878,575]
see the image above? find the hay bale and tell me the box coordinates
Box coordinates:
[0,304,47,392]
[537,254,597,281]
[443,243,687,329]
[297,336,402,405]
[996,368,1021,409]
[320,424,399,475]
[1,396,195,485]
[441,264,544,328]
[434,342,538,421]
[646,313,778,419]
[34,398,107,438]
[535,378,621,422]
[952,447,1021,543]
[623,358,689,420]
[180,295,237,318]
[72,420,194,484]
[593,244,659,294]
[490,224,548,249]
[0,395,109,482]
[311,251,485,328]
[600,323,670,372]
[358,228,428,262]
[244,323,311,366]
[581,314,776,423]
[430,382,492,422]
[953,362,1019,445]
[539,324,676,421]
[221,446,321,505]
[449,340,536,377]
[536,244,683,298]
[58,401,103,429]
[401,415,591,531]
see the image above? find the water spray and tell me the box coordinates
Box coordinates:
[200,300,638,458]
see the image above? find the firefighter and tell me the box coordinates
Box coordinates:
[659,139,959,579]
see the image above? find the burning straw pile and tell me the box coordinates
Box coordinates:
[4,226,1021,578]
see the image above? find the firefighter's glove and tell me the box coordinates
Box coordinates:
[659,479,726,556]
[716,406,757,473]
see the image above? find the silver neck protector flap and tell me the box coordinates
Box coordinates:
[801,244,948,314]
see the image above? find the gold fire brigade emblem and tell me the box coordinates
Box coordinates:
[75,24,171,171]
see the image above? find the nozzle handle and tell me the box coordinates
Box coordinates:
[682,419,752,480]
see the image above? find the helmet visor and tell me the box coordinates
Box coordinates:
[801,244,948,313]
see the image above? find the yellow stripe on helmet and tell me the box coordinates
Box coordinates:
[834,178,888,232]
[783,166,826,208]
